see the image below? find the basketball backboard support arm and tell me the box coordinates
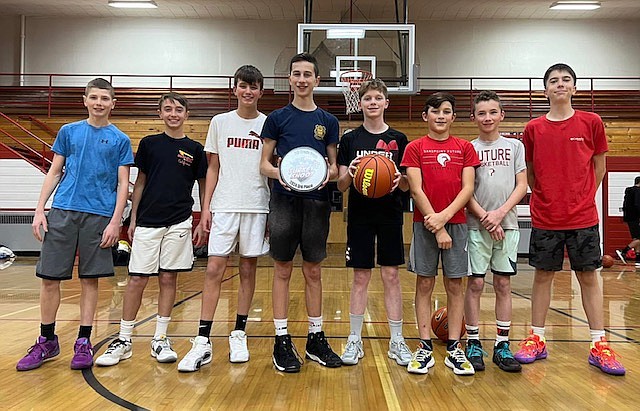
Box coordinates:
[297,23,416,94]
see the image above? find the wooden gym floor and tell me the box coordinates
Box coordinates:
[1,251,638,411]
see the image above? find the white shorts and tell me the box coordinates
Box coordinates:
[468,228,519,277]
[128,217,194,276]
[208,212,269,257]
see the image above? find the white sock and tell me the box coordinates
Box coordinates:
[308,316,322,334]
[154,315,171,339]
[274,318,288,336]
[465,325,480,341]
[119,319,135,341]
[349,313,364,340]
[590,329,605,344]
[496,320,511,345]
[388,319,404,342]
[531,326,545,340]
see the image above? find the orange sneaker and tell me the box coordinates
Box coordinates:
[588,337,625,376]
[514,331,547,364]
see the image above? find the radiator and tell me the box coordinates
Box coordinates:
[0,213,41,252]
[518,219,532,255]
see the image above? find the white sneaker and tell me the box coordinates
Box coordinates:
[340,336,364,365]
[178,336,212,372]
[615,250,627,265]
[150,335,178,363]
[96,338,132,366]
[229,330,250,363]
[388,338,413,366]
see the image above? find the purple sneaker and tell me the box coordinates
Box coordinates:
[70,337,94,370]
[16,335,60,371]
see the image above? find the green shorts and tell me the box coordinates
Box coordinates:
[468,229,519,277]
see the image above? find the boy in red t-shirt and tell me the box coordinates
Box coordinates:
[401,92,479,375]
[515,63,625,376]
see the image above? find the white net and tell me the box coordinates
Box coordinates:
[340,70,373,114]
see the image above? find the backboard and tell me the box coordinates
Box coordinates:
[297,23,416,94]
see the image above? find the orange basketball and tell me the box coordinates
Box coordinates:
[602,254,614,268]
[353,154,396,199]
[431,307,466,343]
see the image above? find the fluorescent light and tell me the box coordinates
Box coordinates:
[108,0,158,9]
[326,28,366,39]
[549,1,601,10]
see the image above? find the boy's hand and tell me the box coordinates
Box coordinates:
[276,157,291,191]
[348,157,361,178]
[390,168,401,192]
[424,212,448,233]
[435,228,452,249]
[101,221,120,249]
[31,210,48,242]
[127,222,136,242]
[480,209,506,232]
[489,225,505,242]
[192,224,206,247]
[200,211,212,233]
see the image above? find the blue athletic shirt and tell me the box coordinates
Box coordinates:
[261,104,339,200]
[51,120,134,217]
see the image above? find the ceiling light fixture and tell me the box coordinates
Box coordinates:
[549,1,601,10]
[108,0,158,9]
[326,28,366,39]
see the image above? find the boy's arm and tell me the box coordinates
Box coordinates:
[127,170,146,241]
[102,165,130,248]
[526,161,535,192]
[480,170,528,231]
[337,164,353,192]
[31,153,66,242]
[593,153,606,189]
[193,177,207,247]
[424,166,475,232]
[199,152,219,233]
[260,138,289,189]
[322,143,339,187]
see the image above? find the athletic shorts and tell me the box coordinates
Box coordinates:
[529,225,601,272]
[627,220,640,240]
[407,222,469,278]
[128,217,194,276]
[208,212,269,257]
[268,191,330,263]
[36,208,114,280]
[468,229,519,277]
[346,223,404,269]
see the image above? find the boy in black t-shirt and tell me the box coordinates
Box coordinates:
[95,93,208,367]
[336,79,411,366]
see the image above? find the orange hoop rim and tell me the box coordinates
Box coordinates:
[340,70,373,91]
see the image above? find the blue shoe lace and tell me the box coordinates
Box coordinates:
[466,343,487,359]
[495,345,515,360]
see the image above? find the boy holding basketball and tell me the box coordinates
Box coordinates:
[17,78,133,371]
[463,90,527,373]
[260,52,341,373]
[178,65,270,372]
[515,63,625,375]
[95,92,207,368]
[401,92,479,375]
[336,79,411,366]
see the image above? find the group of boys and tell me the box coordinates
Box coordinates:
[16,56,624,377]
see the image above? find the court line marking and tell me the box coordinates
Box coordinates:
[0,293,81,319]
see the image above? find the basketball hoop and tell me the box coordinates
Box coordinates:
[340,70,373,115]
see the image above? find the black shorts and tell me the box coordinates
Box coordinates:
[529,225,601,272]
[346,223,404,269]
[268,191,330,263]
[627,220,640,240]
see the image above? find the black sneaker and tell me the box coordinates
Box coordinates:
[493,341,522,372]
[273,334,302,373]
[305,331,342,368]
[465,339,486,371]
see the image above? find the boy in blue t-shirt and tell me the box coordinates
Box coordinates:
[17,78,134,372]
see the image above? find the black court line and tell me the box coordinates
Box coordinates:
[83,272,239,410]
[488,278,640,345]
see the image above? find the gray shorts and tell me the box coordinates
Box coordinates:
[529,225,601,272]
[268,191,330,263]
[407,222,470,278]
[36,208,114,280]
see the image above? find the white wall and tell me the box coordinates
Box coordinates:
[0,16,21,85]
[18,17,640,88]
